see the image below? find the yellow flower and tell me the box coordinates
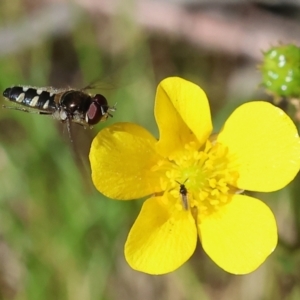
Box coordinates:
[89,77,300,275]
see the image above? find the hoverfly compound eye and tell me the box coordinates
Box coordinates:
[86,94,109,125]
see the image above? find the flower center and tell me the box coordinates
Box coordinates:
[159,140,240,215]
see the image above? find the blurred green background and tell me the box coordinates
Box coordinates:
[1,0,300,299]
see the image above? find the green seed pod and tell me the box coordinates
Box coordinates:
[261,44,300,97]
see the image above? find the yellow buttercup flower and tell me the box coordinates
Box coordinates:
[89,77,300,275]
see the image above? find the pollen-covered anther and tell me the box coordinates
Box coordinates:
[219,186,229,194]
[190,141,239,214]
[219,194,229,203]
[199,191,208,201]
[211,189,220,197]
[209,200,220,205]
[208,178,217,188]
[184,141,199,151]
[160,177,168,191]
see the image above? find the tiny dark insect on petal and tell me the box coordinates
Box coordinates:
[176,179,189,210]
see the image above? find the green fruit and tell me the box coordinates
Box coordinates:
[261,44,300,97]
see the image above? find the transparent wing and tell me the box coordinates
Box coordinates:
[81,80,116,92]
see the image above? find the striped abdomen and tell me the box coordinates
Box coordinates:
[3,86,58,112]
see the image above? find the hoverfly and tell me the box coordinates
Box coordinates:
[2,84,116,140]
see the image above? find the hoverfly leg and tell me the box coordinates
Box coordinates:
[107,103,117,118]
[66,118,73,143]
[2,105,52,115]
[111,103,117,112]
[100,106,106,115]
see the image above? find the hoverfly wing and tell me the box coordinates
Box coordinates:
[81,80,116,92]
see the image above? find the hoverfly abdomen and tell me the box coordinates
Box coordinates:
[3,86,57,112]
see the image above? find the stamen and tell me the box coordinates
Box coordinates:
[154,140,239,214]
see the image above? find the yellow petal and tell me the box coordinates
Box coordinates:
[217,101,300,191]
[199,194,277,274]
[155,77,212,156]
[125,196,197,274]
[90,123,163,199]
